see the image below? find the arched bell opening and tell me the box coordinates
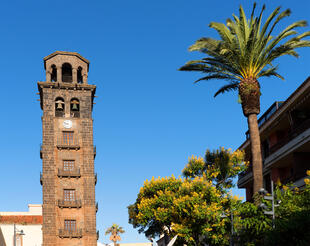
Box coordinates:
[77,67,83,84]
[62,63,72,83]
[51,65,57,82]
[55,97,65,117]
[70,98,80,118]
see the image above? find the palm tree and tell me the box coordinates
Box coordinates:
[180,3,310,196]
[105,224,125,246]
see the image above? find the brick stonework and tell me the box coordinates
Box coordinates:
[38,51,97,246]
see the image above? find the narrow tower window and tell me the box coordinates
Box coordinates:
[62,63,72,82]
[70,98,80,118]
[64,189,76,201]
[63,160,75,171]
[64,220,76,232]
[77,67,83,84]
[51,64,57,82]
[55,97,65,117]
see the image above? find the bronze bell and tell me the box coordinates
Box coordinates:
[71,103,79,111]
[56,101,64,110]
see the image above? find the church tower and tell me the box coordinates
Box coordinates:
[38,51,97,246]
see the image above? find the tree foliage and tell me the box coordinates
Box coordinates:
[129,144,310,246]
[105,223,125,245]
[236,174,310,246]
[179,3,310,92]
[182,148,247,190]
[128,148,245,246]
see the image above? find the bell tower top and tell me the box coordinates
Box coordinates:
[38,51,96,110]
[44,51,90,84]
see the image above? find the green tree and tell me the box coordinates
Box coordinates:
[128,148,246,246]
[235,174,310,246]
[183,147,247,191]
[105,224,125,246]
[264,177,310,246]
[179,3,310,195]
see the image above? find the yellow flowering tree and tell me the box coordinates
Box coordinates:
[128,147,245,246]
[129,175,241,245]
[182,147,248,191]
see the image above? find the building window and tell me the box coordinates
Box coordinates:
[64,189,76,201]
[77,67,83,84]
[62,131,74,145]
[63,160,75,171]
[64,220,76,232]
[62,63,72,82]
[51,64,57,82]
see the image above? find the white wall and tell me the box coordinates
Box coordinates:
[0,224,42,246]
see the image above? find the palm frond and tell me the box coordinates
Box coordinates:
[258,66,284,80]
[214,83,239,97]
[194,74,239,84]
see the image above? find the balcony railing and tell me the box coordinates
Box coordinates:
[96,202,98,213]
[40,172,43,185]
[57,136,80,150]
[59,228,82,238]
[238,164,253,185]
[58,168,81,178]
[95,173,97,185]
[269,118,310,155]
[97,230,99,240]
[94,145,96,158]
[58,199,82,208]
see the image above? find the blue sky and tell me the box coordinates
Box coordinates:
[0,0,310,244]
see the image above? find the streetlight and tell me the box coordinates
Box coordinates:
[13,224,25,246]
[258,180,281,228]
[221,209,234,246]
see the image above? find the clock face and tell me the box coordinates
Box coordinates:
[63,120,73,129]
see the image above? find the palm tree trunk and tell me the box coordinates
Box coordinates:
[247,114,263,195]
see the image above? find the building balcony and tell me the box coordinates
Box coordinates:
[96,202,98,213]
[94,145,96,158]
[269,118,310,155]
[264,121,310,168]
[95,173,97,185]
[56,136,80,150]
[97,230,99,240]
[40,172,43,185]
[238,166,253,187]
[58,199,82,208]
[59,228,83,238]
[58,168,81,178]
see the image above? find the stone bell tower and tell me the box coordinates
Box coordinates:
[38,51,98,246]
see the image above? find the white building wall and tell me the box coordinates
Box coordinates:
[0,224,42,246]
